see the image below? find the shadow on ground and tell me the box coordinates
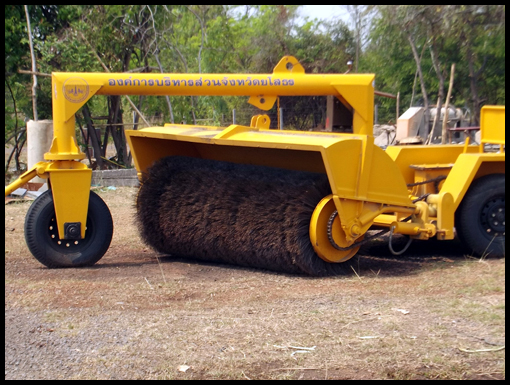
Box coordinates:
[91,232,480,280]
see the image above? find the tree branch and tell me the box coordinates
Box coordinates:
[18,69,51,77]
[78,31,151,127]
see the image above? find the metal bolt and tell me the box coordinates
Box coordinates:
[68,226,78,235]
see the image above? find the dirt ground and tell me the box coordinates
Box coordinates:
[4,186,506,380]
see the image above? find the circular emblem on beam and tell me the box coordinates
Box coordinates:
[63,77,90,103]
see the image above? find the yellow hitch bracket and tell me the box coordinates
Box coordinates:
[331,197,376,242]
[427,192,455,240]
[332,196,417,242]
[46,161,92,239]
[249,114,271,129]
[247,96,277,111]
[272,56,306,74]
[393,201,437,240]
[5,161,49,197]
[390,221,436,239]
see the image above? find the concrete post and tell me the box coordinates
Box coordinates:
[27,119,53,184]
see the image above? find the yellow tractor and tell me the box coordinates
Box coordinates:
[5,56,505,275]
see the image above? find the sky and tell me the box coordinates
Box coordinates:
[298,5,351,25]
[229,5,351,26]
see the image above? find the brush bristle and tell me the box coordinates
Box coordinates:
[136,156,349,276]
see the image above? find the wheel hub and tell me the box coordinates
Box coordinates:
[481,198,505,236]
[48,216,88,249]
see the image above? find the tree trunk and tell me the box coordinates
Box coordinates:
[466,44,482,125]
[426,96,442,145]
[441,64,455,144]
[407,34,430,135]
[127,95,145,166]
[77,119,93,167]
[81,106,105,170]
[107,96,127,166]
[154,50,175,123]
[428,40,446,144]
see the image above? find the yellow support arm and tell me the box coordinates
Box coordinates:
[5,160,91,240]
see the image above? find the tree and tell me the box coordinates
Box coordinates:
[365,5,505,138]
[449,5,505,124]
[343,5,374,73]
[5,5,81,175]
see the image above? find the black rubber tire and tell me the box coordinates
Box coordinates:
[24,189,114,268]
[455,174,505,258]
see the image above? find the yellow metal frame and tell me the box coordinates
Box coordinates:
[4,56,505,261]
[44,161,92,239]
[5,56,380,246]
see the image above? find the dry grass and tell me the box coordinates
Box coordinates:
[5,187,506,380]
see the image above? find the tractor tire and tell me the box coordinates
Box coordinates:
[24,189,113,268]
[455,174,505,258]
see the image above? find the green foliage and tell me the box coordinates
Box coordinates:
[365,5,505,123]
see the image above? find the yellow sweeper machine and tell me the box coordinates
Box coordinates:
[5,56,505,276]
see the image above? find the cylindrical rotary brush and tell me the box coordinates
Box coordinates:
[136,156,350,276]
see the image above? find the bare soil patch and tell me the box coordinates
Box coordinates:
[5,187,505,380]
